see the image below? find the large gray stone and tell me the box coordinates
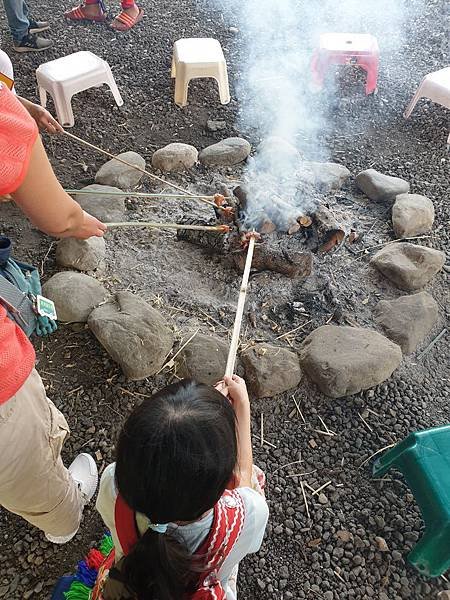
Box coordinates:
[151,143,198,172]
[88,291,173,380]
[299,162,351,193]
[374,292,439,355]
[371,243,445,291]
[42,272,108,322]
[56,237,106,271]
[356,169,410,202]
[241,343,302,398]
[177,333,228,385]
[95,151,146,189]
[392,193,435,238]
[72,184,126,222]
[199,137,251,167]
[299,325,402,398]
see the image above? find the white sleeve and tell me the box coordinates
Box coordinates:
[218,487,269,584]
[95,462,124,557]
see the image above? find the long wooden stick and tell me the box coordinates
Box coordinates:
[64,188,215,200]
[62,131,216,208]
[105,221,230,233]
[225,234,257,377]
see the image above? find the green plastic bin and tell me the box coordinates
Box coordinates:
[373,424,450,578]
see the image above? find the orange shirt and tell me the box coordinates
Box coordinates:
[0,83,38,401]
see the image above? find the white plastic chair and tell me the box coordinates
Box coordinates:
[404,67,450,146]
[171,38,230,107]
[36,51,123,128]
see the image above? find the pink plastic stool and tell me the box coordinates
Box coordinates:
[311,33,380,95]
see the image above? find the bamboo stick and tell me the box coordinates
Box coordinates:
[64,188,215,201]
[225,234,257,377]
[62,131,216,208]
[105,221,231,233]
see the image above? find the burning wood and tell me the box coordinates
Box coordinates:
[313,206,346,252]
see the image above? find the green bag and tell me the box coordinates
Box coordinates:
[0,236,57,337]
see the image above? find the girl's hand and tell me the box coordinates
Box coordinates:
[223,375,249,407]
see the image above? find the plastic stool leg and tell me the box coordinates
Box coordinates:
[362,59,379,95]
[310,52,326,89]
[53,90,75,128]
[404,82,425,118]
[104,66,124,107]
[217,62,230,104]
[408,523,450,578]
[174,64,189,107]
[171,56,176,78]
[38,86,47,108]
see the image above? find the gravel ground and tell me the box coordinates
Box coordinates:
[0,0,449,598]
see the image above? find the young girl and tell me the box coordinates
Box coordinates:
[91,374,268,599]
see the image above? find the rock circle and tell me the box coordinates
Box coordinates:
[95,151,146,189]
[241,343,302,398]
[72,184,126,222]
[56,237,106,272]
[151,143,198,172]
[374,291,439,355]
[371,242,445,290]
[392,193,435,238]
[299,325,402,398]
[356,169,410,202]
[42,272,108,322]
[88,291,173,380]
[177,333,228,385]
[199,137,251,167]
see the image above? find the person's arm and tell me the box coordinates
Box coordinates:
[17,96,63,134]
[11,135,106,239]
[224,375,253,488]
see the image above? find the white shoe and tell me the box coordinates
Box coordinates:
[45,453,98,544]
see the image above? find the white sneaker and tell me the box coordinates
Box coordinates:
[45,453,98,544]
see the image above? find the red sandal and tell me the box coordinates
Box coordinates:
[65,0,107,22]
[110,6,143,31]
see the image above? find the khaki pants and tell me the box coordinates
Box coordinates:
[0,368,83,536]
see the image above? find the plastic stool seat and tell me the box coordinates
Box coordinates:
[36,51,123,128]
[404,67,450,147]
[311,33,379,95]
[373,425,450,578]
[171,38,230,107]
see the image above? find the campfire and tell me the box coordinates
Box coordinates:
[178,180,349,278]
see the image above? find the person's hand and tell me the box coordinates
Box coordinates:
[223,375,249,408]
[70,211,107,239]
[26,102,63,134]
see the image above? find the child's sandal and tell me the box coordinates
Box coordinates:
[110,7,143,31]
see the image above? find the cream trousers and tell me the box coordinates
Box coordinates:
[0,368,83,536]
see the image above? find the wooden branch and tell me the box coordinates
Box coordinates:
[225,234,257,377]
[105,221,231,233]
[62,131,216,208]
[65,188,215,201]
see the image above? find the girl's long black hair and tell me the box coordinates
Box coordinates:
[115,379,238,600]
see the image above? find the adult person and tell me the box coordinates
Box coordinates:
[64,0,143,32]
[0,81,106,543]
[1,0,52,51]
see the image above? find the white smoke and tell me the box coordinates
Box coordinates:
[207,0,422,226]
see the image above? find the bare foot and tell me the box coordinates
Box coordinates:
[82,3,103,17]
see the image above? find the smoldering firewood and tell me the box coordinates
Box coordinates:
[313,206,345,252]
[176,218,227,253]
[233,185,249,209]
[231,238,312,278]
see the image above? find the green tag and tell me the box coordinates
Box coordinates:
[36,295,57,320]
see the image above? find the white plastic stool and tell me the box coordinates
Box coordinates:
[171,38,230,107]
[404,66,450,146]
[36,51,123,128]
